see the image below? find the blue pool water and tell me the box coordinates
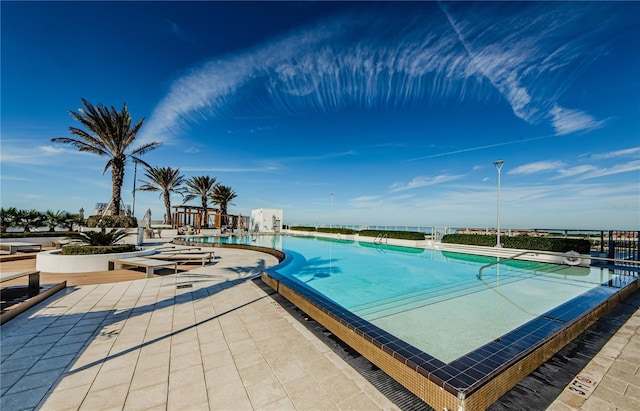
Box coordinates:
[190,235,622,362]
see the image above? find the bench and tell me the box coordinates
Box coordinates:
[108,257,178,278]
[149,251,215,267]
[0,242,43,254]
[1,270,40,295]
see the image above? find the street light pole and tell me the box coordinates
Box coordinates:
[330,193,335,229]
[132,161,138,217]
[494,160,504,247]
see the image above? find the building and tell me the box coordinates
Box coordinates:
[251,209,283,233]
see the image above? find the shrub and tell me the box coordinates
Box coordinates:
[61,244,136,255]
[289,226,316,232]
[86,215,138,228]
[441,234,590,254]
[358,230,426,240]
[77,228,130,246]
[317,227,357,235]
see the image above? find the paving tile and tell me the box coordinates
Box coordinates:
[124,382,168,411]
[244,379,289,409]
[5,369,63,394]
[284,377,338,411]
[25,353,75,375]
[40,383,92,410]
[80,383,130,411]
[208,380,252,410]
[0,385,50,410]
[255,395,297,411]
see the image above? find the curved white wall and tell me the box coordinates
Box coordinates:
[36,249,157,273]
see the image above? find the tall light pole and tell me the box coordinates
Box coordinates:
[494,160,504,247]
[330,193,335,229]
[132,161,138,217]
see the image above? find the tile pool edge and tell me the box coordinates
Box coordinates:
[261,271,640,410]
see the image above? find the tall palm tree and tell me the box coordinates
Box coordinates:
[52,99,162,216]
[137,166,185,226]
[183,176,217,228]
[209,185,237,227]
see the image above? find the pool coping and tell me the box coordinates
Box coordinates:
[262,265,640,410]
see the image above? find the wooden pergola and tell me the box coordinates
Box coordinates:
[171,205,250,232]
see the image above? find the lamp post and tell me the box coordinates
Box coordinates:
[132,161,138,217]
[494,160,504,247]
[330,193,335,229]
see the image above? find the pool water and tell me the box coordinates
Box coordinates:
[190,235,621,362]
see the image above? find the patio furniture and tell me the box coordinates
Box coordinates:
[0,242,43,254]
[1,270,40,295]
[108,257,178,278]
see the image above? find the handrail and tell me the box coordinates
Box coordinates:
[478,251,640,280]
[478,251,531,279]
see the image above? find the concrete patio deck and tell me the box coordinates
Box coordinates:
[0,247,397,410]
[1,244,638,410]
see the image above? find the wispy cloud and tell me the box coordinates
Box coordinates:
[573,160,640,181]
[508,160,565,175]
[592,146,640,160]
[549,105,606,136]
[180,165,280,173]
[141,3,619,144]
[390,173,466,192]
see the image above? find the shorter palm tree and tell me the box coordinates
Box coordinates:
[0,207,18,233]
[16,209,45,233]
[137,166,185,226]
[183,176,217,228]
[210,185,237,227]
[43,210,69,232]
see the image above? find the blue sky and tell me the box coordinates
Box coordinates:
[2,1,639,230]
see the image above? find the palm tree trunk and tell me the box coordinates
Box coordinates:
[164,192,172,226]
[111,160,125,216]
[201,197,208,228]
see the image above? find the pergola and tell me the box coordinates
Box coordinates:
[171,205,250,232]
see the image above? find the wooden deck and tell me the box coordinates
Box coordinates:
[0,253,178,287]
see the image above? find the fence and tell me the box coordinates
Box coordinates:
[289,224,639,262]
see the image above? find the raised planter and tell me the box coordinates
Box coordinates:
[36,249,156,273]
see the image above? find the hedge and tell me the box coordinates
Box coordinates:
[289,226,316,232]
[358,230,426,240]
[61,244,136,255]
[0,231,76,238]
[441,234,590,254]
[317,227,357,235]
[86,215,138,228]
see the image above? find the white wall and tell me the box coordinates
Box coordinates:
[251,209,283,232]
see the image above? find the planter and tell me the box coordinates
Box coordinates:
[36,248,156,273]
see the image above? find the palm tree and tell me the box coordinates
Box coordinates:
[183,176,217,228]
[209,185,237,227]
[0,207,18,233]
[16,209,45,233]
[43,210,69,232]
[52,99,162,216]
[137,166,185,226]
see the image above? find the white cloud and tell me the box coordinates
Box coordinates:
[390,173,465,192]
[508,161,565,175]
[592,146,640,159]
[553,165,598,179]
[549,105,606,136]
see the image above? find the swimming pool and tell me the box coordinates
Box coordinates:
[183,234,639,410]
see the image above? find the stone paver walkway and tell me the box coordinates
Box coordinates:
[1,247,396,411]
[547,290,640,411]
